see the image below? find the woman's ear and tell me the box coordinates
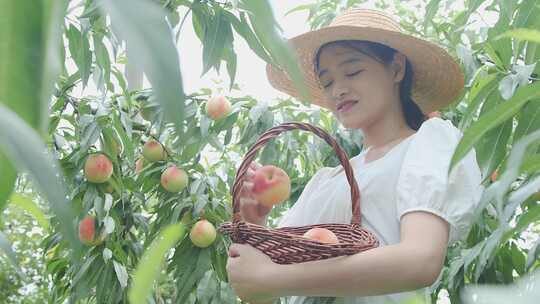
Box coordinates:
[391,52,407,83]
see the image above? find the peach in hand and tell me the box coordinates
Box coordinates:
[252,165,291,208]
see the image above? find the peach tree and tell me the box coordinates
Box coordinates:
[0,0,363,302]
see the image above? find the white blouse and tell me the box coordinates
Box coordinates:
[275,117,485,304]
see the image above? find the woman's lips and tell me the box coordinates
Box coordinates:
[337,100,358,113]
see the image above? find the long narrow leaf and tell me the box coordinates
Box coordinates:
[0,0,67,214]
[0,153,17,212]
[449,81,540,176]
[496,28,540,44]
[128,223,186,304]
[0,105,81,255]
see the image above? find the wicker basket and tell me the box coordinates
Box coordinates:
[218,122,379,264]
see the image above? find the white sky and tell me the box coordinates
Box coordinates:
[174,1,384,104]
[172,0,496,104]
[175,0,312,103]
[72,0,498,105]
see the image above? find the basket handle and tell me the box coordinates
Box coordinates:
[231,122,362,225]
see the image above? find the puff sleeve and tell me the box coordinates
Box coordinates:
[276,167,333,228]
[396,117,485,246]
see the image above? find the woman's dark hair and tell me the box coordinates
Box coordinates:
[313,40,427,130]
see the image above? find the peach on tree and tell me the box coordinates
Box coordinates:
[189,219,216,248]
[84,153,113,183]
[161,165,188,193]
[142,140,166,162]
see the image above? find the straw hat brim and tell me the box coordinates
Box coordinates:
[266,25,465,115]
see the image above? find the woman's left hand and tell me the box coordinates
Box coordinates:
[226,243,280,303]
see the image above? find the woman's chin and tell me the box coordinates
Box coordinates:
[338,115,364,129]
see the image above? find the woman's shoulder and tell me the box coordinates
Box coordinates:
[416,117,462,139]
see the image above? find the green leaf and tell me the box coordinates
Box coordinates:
[519,153,540,175]
[504,202,540,241]
[128,223,186,304]
[223,11,273,64]
[0,0,67,212]
[475,91,512,181]
[284,4,314,17]
[93,35,111,90]
[222,26,237,91]
[514,98,540,144]
[0,105,81,255]
[196,270,218,304]
[112,113,134,165]
[496,28,540,44]
[113,260,129,289]
[423,0,443,34]
[0,152,16,212]
[9,192,50,230]
[175,248,213,302]
[526,237,540,270]
[449,81,540,176]
[72,255,98,287]
[241,0,310,103]
[100,0,186,139]
[492,129,540,215]
[67,24,92,88]
[201,8,230,75]
[1,1,44,128]
[462,266,540,303]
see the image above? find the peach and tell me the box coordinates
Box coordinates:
[181,211,193,225]
[84,153,113,183]
[189,220,216,248]
[135,157,146,175]
[142,140,166,162]
[103,183,114,194]
[491,170,498,182]
[111,138,123,156]
[78,216,106,246]
[303,228,339,244]
[206,96,231,120]
[252,165,291,208]
[161,166,188,193]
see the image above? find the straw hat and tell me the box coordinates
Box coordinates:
[265,8,465,115]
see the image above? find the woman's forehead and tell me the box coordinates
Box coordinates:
[317,46,370,73]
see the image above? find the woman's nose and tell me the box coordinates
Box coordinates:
[332,82,350,100]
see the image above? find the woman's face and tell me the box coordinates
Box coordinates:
[316,43,405,130]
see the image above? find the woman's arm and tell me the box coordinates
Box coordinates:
[265,211,450,298]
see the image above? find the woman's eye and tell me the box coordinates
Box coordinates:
[346,70,363,77]
[323,81,333,89]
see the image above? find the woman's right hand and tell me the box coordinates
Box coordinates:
[238,162,272,226]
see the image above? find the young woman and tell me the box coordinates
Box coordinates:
[226,8,485,304]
